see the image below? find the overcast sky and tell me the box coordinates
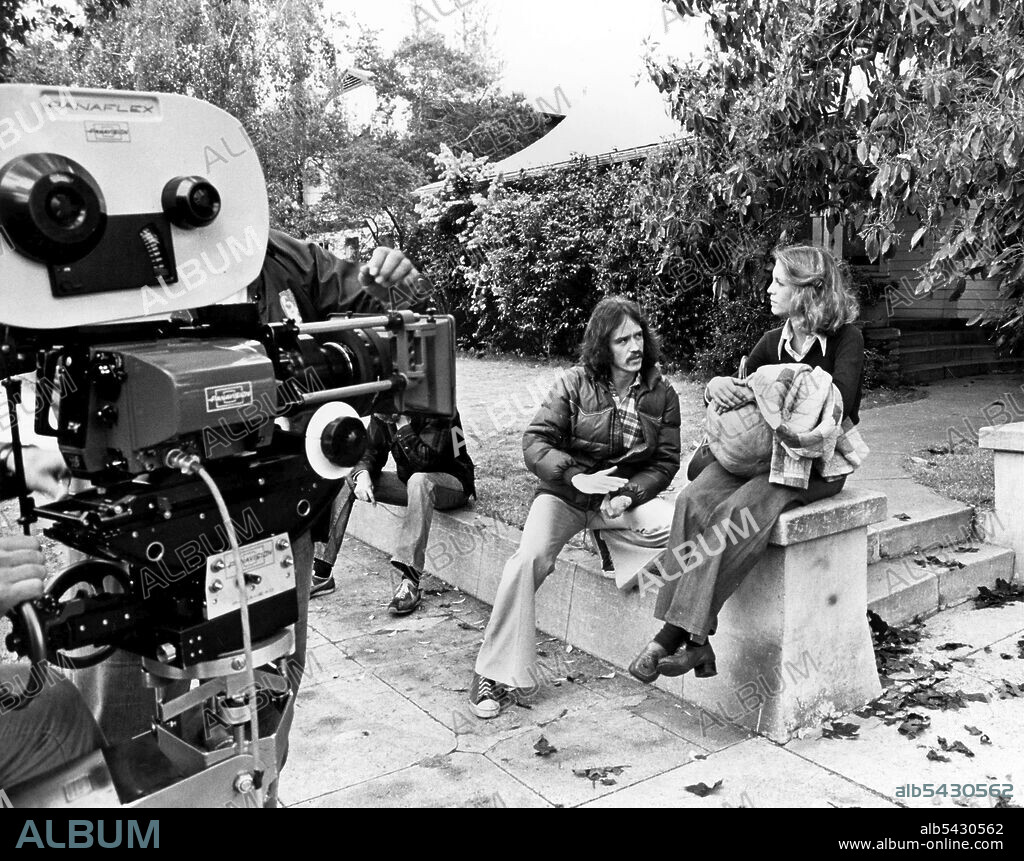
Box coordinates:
[328,0,705,105]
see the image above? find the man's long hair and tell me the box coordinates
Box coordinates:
[580,296,661,382]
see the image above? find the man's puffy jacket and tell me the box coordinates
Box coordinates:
[523,366,681,509]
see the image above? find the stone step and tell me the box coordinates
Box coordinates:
[898,329,991,348]
[867,504,975,562]
[900,344,996,365]
[867,541,1015,625]
[901,359,1024,384]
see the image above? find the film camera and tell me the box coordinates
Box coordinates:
[0,85,456,807]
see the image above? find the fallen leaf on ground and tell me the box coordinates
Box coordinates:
[937,642,971,651]
[898,714,931,739]
[573,765,628,787]
[927,750,950,762]
[533,735,557,757]
[684,779,724,797]
[974,579,1024,609]
[993,679,1024,699]
[893,513,912,521]
[822,722,860,740]
[964,725,983,736]
[867,611,924,675]
[937,737,975,758]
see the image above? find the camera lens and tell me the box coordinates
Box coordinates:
[46,184,88,229]
[0,153,106,264]
[162,176,221,229]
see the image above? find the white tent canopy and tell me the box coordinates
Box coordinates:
[493,75,682,174]
[416,75,684,193]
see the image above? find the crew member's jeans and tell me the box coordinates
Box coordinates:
[475,492,672,688]
[314,471,468,576]
[653,458,846,643]
[0,663,104,787]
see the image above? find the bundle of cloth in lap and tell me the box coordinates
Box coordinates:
[704,400,774,477]
[706,363,869,488]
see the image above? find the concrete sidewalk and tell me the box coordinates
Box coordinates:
[850,371,1024,517]
[281,536,1024,809]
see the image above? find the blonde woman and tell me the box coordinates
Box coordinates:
[629,244,864,683]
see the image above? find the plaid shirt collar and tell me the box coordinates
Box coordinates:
[607,374,644,453]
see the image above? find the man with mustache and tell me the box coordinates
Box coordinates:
[467,296,680,718]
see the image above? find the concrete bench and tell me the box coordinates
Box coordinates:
[978,422,1024,575]
[346,485,887,742]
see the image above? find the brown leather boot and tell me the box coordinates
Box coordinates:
[629,641,669,684]
[657,641,717,678]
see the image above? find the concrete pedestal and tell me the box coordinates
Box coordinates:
[680,489,886,740]
[978,423,1024,576]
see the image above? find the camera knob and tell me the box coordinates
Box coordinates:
[156,643,177,664]
[161,176,221,229]
[320,416,367,468]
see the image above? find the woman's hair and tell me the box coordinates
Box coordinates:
[773,244,859,335]
[580,296,661,381]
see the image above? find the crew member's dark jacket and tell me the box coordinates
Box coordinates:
[246,229,381,323]
[353,413,476,498]
[524,365,680,510]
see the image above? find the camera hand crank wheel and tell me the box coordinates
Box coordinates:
[41,559,131,669]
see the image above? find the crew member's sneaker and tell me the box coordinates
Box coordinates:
[309,572,336,599]
[387,578,421,616]
[469,672,502,719]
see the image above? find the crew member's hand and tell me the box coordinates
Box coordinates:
[0,536,46,616]
[600,494,632,519]
[353,470,376,505]
[571,467,628,496]
[395,414,411,430]
[23,447,71,498]
[2,445,71,499]
[361,248,425,305]
[706,376,754,413]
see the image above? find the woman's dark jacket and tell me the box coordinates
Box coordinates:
[746,323,865,425]
[523,365,680,510]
